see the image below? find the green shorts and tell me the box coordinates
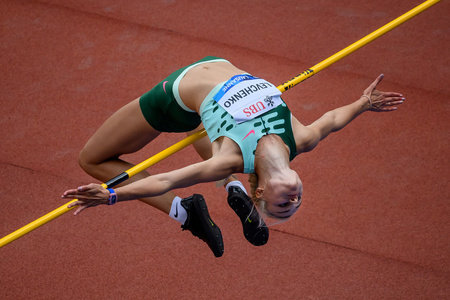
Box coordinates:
[139,56,229,132]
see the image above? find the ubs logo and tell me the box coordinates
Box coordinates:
[242,101,266,117]
[242,96,276,118]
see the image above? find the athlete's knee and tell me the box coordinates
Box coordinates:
[78,147,100,175]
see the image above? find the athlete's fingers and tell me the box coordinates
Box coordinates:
[62,188,78,198]
[73,205,87,216]
[371,74,384,89]
[67,200,83,209]
[383,97,405,104]
[364,74,384,95]
[382,92,403,98]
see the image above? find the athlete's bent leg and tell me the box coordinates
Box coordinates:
[78,98,174,214]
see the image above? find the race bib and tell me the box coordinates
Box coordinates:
[213,75,282,124]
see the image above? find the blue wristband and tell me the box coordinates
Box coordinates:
[107,188,117,205]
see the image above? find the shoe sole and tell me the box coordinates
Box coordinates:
[192,194,224,257]
[227,189,269,246]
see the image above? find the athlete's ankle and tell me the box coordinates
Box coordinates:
[226,180,248,195]
[222,174,238,186]
[169,196,188,224]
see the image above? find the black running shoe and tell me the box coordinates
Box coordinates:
[227,186,269,246]
[180,194,224,257]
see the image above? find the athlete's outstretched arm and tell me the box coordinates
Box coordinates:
[294,74,405,153]
[62,155,238,215]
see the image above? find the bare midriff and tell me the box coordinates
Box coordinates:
[179,61,246,112]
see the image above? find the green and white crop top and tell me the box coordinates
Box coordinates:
[200,75,297,173]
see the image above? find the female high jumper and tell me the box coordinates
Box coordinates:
[62,56,404,257]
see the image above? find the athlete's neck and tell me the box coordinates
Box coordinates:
[254,135,291,181]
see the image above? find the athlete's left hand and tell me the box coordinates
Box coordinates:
[62,183,110,215]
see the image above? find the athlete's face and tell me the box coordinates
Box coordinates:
[263,170,303,219]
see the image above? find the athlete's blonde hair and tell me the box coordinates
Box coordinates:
[248,173,263,208]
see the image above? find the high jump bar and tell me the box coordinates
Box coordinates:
[0,0,441,248]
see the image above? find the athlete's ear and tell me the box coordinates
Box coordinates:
[255,187,264,198]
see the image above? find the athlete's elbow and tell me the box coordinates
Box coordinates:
[299,128,322,153]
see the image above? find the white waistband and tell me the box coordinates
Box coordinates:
[173,58,229,113]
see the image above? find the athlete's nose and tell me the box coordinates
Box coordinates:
[290,196,302,208]
[289,196,299,203]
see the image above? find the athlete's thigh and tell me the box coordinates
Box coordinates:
[81,98,161,164]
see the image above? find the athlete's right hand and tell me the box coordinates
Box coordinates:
[362,74,405,112]
[62,183,110,216]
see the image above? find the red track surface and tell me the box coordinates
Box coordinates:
[1,0,449,298]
